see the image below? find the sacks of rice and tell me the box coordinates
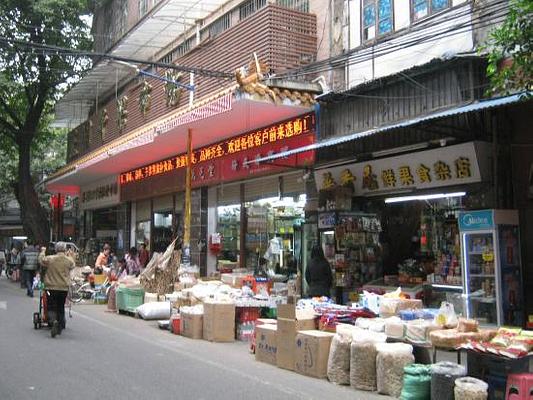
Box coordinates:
[350,329,387,391]
[327,325,354,385]
[376,342,414,397]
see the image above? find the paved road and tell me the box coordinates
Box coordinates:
[0,275,393,400]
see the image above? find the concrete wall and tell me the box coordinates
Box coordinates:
[346,1,473,88]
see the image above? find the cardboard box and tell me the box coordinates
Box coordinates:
[277,304,315,320]
[276,317,316,371]
[255,325,278,365]
[203,302,236,342]
[294,330,335,379]
[181,313,203,339]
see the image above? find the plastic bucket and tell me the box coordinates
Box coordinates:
[171,315,181,335]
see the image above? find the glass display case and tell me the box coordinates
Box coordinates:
[459,210,523,326]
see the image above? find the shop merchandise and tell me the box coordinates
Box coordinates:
[433,301,458,328]
[399,364,432,400]
[376,342,415,397]
[430,362,466,400]
[350,329,387,391]
[136,301,172,320]
[326,325,352,385]
[458,327,533,359]
[294,330,335,379]
[255,324,277,365]
[454,377,488,400]
[203,301,236,342]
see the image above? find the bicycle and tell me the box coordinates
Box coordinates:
[69,273,110,304]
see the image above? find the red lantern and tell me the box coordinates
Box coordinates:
[49,194,65,210]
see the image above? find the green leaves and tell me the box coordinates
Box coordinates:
[484,0,533,95]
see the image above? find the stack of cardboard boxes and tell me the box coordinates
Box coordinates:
[276,304,316,370]
[255,302,336,379]
[181,302,236,342]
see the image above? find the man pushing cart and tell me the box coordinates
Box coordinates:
[37,242,75,338]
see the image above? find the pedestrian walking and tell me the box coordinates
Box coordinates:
[7,245,22,283]
[21,240,39,297]
[38,242,75,336]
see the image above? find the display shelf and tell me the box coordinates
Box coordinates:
[431,284,463,291]
[469,274,496,278]
[470,296,496,303]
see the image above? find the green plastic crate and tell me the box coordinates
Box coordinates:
[116,286,145,313]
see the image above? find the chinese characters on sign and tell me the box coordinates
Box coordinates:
[315,142,487,194]
[119,113,316,186]
[81,183,118,203]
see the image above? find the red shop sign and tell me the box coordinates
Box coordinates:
[120,113,316,188]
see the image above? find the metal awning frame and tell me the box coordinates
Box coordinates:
[249,92,532,165]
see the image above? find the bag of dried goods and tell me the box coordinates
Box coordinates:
[400,364,431,400]
[327,330,352,385]
[376,342,414,397]
[385,317,406,339]
[405,319,439,344]
[478,329,498,342]
[431,362,466,400]
[368,318,385,332]
[355,317,373,330]
[454,377,488,400]
[457,318,479,333]
[380,297,401,318]
[350,329,386,391]
[430,329,462,349]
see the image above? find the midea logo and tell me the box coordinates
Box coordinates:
[462,213,489,226]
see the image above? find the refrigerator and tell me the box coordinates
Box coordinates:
[459,210,523,326]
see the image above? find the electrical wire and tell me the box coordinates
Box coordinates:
[280,0,508,75]
[271,1,509,80]
[0,2,509,84]
[0,35,234,79]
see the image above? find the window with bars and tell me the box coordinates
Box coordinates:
[239,0,267,20]
[362,0,393,41]
[208,13,231,38]
[411,0,450,21]
[159,37,194,64]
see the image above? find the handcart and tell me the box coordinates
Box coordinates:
[32,278,73,338]
[32,281,49,330]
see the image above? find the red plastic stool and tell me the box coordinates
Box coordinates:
[506,373,533,400]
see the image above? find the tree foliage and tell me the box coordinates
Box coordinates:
[485,0,533,95]
[0,0,92,242]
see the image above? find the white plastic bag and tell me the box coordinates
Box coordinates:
[434,301,458,328]
[136,301,171,320]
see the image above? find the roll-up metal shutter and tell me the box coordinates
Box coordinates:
[136,199,151,222]
[217,183,241,206]
[281,172,305,197]
[245,176,279,202]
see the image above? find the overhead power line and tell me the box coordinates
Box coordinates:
[0,35,234,80]
[272,1,509,80]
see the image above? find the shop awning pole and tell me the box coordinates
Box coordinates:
[183,128,192,265]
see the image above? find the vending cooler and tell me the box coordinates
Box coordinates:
[458,210,523,326]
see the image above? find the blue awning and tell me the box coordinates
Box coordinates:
[250,92,532,165]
